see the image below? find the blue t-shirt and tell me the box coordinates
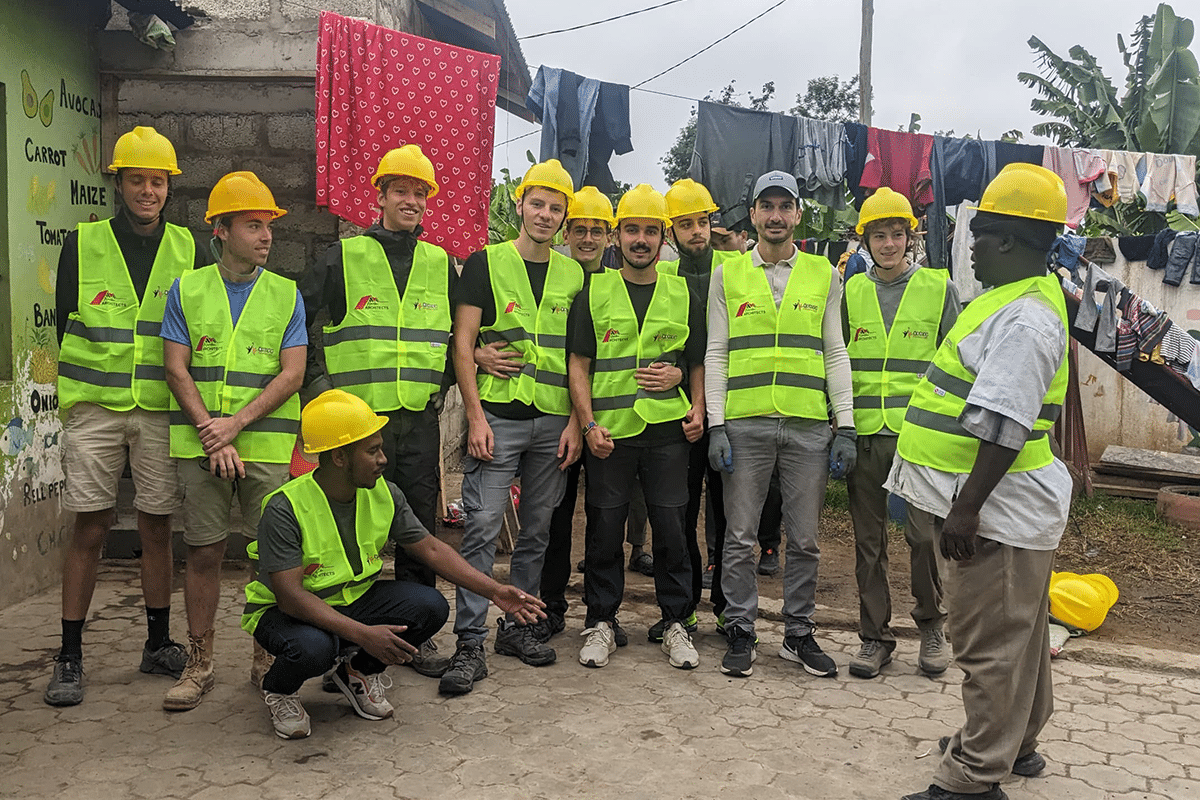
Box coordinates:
[161,269,307,350]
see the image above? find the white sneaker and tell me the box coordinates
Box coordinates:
[662,621,700,669]
[331,661,394,720]
[263,691,310,739]
[579,621,616,668]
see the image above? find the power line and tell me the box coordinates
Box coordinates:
[518,0,689,40]
[633,0,791,88]
[494,130,539,149]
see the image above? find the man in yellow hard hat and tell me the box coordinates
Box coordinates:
[567,184,705,670]
[301,144,456,679]
[705,171,854,679]
[892,163,1072,800]
[841,187,960,680]
[160,171,306,711]
[243,389,545,739]
[445,159,584,694]
[47,126,209,707]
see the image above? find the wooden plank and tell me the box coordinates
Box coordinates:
[1099,445,1200,476]
[1090,480,1160,500]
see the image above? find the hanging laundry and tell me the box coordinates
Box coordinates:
[1050,233,1087,276]
[843,121,870,208]
[793,116,848,209]
[1083,237,1116,264]
[1163,231,1199,287]
[584,82,632,193]
[981,141,1044,193]
[525,66,631,191]
[1141,153,1199,215]
[927,136,986,272]
[950,201,986,303]
[1118,235,1156,262]
[1091,151,1119,207]
[860,128,934,208]
[1042,147,1108,229]
[314,12,499,259]
[1105,151,1145,203]
[1072,261,1124,353]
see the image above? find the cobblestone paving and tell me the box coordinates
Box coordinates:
[2,564,1199,799]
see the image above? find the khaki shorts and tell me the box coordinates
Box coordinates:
[179,458,290,547]
[62,403,183,515]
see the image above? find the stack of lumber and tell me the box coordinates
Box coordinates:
[1091,446,1200,499]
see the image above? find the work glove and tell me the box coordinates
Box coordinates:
[708,424,734,473]
[828,427,858,479]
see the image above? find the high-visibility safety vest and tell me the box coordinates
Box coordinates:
[845,268,948,435]
[477,241,583,415]
[897,273,1068,473]
[589,270,692,439]
[241,472,394,634]
[723,250,831,420]
[58,220,195,412]
[169,266,301,464]
[323,236,451,412]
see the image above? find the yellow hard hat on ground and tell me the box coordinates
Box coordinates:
[515,159,575,203]
[615,184,672,227]
[372,144,439,196]
[205,171,288,223]
[302,390,388,454]
[973,163,1068,224]
[856,187,918,234]
[665,178,718,220]
[107,126,181,175]
[566,186,615,226]
[1049,571,1119,632]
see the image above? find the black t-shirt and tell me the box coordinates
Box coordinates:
[567,274,706,446]
[455,249,555,420]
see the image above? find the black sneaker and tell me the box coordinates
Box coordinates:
[140,639,188,678]
[612,619,629,648]
[438,642,488,695]
[494,618,556,666]
[937,736,1045,777]
[647,612,698,642]
[757,548,780,576]
[719,628,757,677]
[530,611,566,644]
[45,654,84,706]
[780,633,838,677]
[900,783,1008,800]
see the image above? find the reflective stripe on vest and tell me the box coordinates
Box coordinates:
[477,241,583,415]
[845,268,948,435]
[896,274,1068,474]
[169,266,300,463]
[723,250,831,420]
[58,220,195,411]
[324,236,451,412]
[241,472,395,634]
[589,270,692,438]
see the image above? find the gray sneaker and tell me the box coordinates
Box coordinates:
[44,655,84,706]
[919,628,950,675]
[848,639,893,679]
[140,639,188,678]
[494,618,556,666]
[438,642,488,695]
[407,639,452,678]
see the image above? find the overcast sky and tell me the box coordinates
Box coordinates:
[494,0,1157,190]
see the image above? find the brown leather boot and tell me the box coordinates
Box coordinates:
[163,629,215,711]
[249,639,274,690]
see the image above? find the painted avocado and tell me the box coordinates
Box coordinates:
[21,69,37,118]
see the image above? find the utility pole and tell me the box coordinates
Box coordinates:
[859,0,873,125]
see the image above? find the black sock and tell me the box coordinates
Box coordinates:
[145,606,170,650]
[61,619,85,658]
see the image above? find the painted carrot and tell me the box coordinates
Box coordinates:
[76,148,88,172]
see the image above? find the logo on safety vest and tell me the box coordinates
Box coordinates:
[245,342,277,356]
[152,287,168,299]
[901,328,930,339]
[602,328,627,343]
[735,302,764,317]
[504,300,529,316]
[355,295,389,311]
[550,304,569,315]
[195,335,219,352]
[303,562,336,580]
[853,327,876,342]
[792,300,820,312]
[411,299,439,311]
[88,290,128,308]
[652,332,678,343]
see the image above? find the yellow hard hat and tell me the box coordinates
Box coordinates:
[1049,571,1119,632]
[565,186,615,226]
[515,159,575,203]
[615,184,672,227]
[856,187,918,234]
[301,390,388,454]
[107,126,181,175]
[973,163,1068,224]
[205,171,288,223]
[371,144,439,196]
[665,178,718,220]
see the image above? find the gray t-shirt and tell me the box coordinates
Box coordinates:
[256,478,428,594]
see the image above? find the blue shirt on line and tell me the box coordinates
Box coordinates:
[160,270,308,350]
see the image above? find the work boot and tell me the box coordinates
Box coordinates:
[44,654,84,707]
[249,639,274,690]
[438,642,488,695]
[494,618,556,666]
[937,737,1046,777]
[163,629,215,711]
[406,639,451,678]
[900,783,1008,800]
[848,639,893,679]
[919,628,950,675]
[140,639,188,678]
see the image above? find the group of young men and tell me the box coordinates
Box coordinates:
[47,123,1073,800]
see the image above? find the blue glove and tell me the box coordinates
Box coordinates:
[828,427,858,479]
[708,425,734,473]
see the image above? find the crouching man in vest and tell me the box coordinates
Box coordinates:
[841,188,960,680]
[567,185,706,669]
[893,164,1071,800]
[47,126,208,706]
[161,172,306,711]
[242,390,545,739]
[302,145,455,679]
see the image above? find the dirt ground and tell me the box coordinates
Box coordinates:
[440,468,1200,655]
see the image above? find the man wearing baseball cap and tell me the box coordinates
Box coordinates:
[705,171,856,679]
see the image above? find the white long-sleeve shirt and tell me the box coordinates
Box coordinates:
[704,243,855,428]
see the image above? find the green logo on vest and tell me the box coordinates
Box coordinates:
[245,342,277,356]
[652,332,678,343]
[550,304,569,315]
[901,328,930,339]
[411,299,439,311]
[792,300,820,312]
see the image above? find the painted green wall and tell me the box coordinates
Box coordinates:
[1,3,102,608]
